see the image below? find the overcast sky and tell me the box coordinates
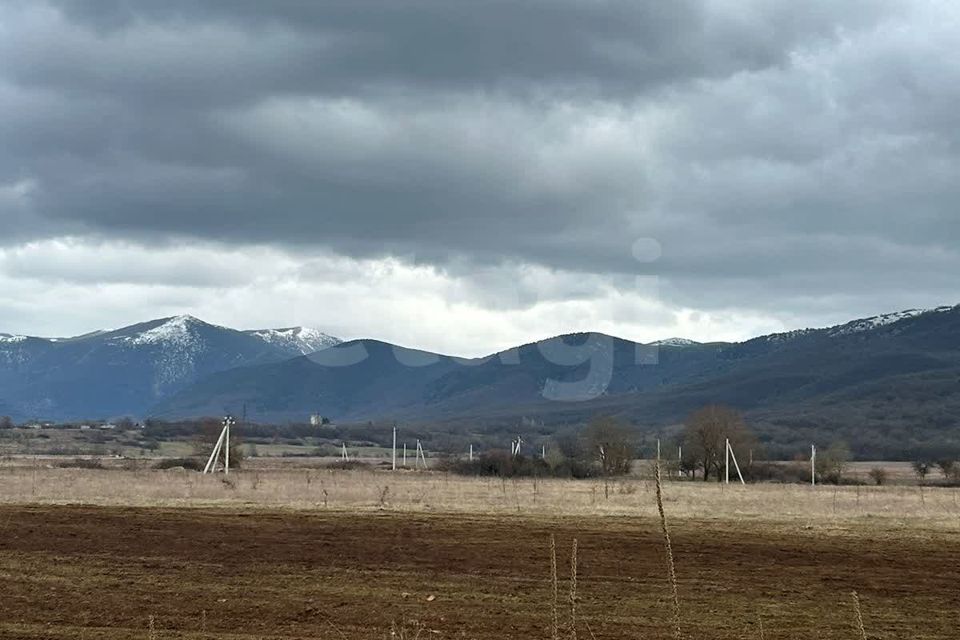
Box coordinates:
[1,0,959,356]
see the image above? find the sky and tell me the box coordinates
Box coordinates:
[1,0,959,357]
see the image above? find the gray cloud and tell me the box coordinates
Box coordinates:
[42,0,862,96]
[0,0,958,342]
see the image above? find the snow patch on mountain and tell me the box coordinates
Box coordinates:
[247,327,341,355]
[757,305,958,345]
[121,316,208,395]
[125,315,206,346]
[650,337,700,347]
[761,328,817,343]
[0,334,32,365]
[827,306,954,337]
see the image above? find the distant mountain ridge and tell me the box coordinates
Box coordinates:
[6,304,960,456]
[244,327,341,355]
[1,316,340,355]
[152,305,960,456]
[0,315,341,421]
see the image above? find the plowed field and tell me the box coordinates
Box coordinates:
[1,504,957,639]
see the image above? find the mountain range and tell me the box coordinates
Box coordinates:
[149,304,958,417]
[0,316,339,421]
[4,306,960,456]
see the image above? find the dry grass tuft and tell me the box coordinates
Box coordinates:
[851,590,867,640]
[656,459,683,640]
[569,538,578,640]
[550,534,559,640]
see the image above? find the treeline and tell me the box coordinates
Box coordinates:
[442,451,599,478]
[141,417,559,454]
[11,408,960,473]
[752,414,960,461]
[444,406,867,485]
[0,416,139,430]
[444,416,633,479]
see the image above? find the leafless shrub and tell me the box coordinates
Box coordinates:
[868,467,887,486]
[56,458,103,470]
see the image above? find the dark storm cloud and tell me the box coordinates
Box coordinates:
[42,0,852,97]
[1,0,959,322]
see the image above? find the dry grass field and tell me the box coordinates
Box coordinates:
[1,461,959,639]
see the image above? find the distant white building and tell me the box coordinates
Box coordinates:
[310,414,330,426]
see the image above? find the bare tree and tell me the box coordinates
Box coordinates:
[0,416,13,429]
[681,405,754,482]
[936,459,955,481]
[912,460,933,482]
[584,415,633,477]
[816,441,851,484]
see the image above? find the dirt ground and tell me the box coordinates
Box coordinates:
[1,504,958,639]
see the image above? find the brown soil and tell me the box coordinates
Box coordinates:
[0,504,957,639]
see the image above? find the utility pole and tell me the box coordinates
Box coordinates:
[392,424,397,471]
[416,439,427,469]
[811,444,816,487]
[224,416,231,475]
[203,416,234,475]
[726,439,745,485]
[725,438,730,484]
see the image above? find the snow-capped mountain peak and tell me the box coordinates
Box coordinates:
[246,326,341,355]
[108,316,215,394]
[106,316,340,356]
[125,315,209,346]
[0,315,340,418]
